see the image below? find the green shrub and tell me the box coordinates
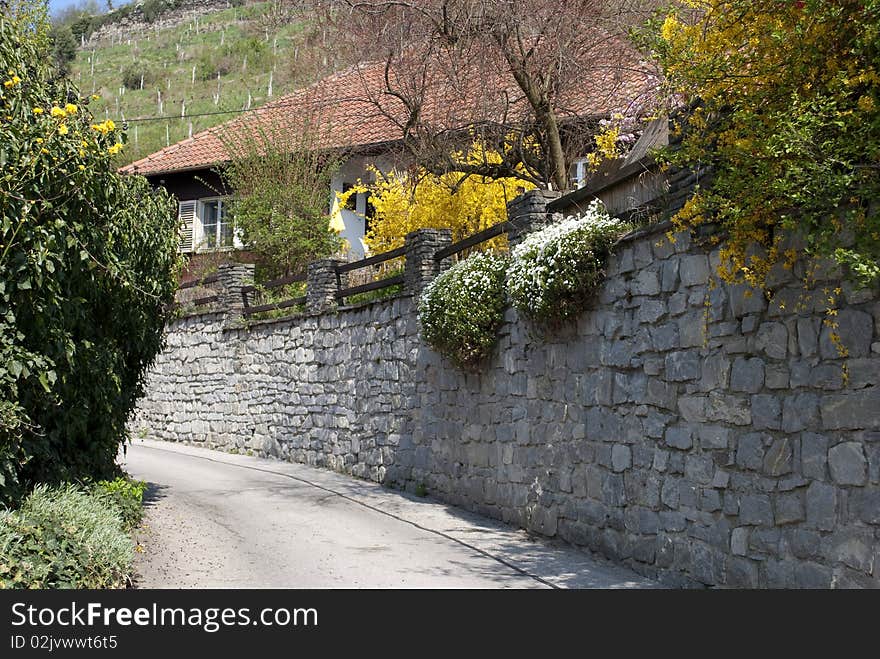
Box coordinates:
[0,484,134,589]
[418,251,509,367]
[121,63,153,91]
[141,0,165,24]
[507,201,630,324]
[93,477,147,531]
[0,4,181,504]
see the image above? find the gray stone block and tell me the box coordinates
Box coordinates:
[849,487,880,525]
[706,392,751,426]
[731,527,749,556]
[751,394,781,430]
[805,481,837,531]
[680,254,711,287]
[763,438,793,477]
[828,441,867,486]
[699,425,730,450]
[801,432,828,480]
[611,444,632,472]
[730,357,765,393]
[774,492,804,525]
[665,350,701,382]
[755,322,788,360]
[739,494,773,526]
[726,557,759,588]
[665,426,693,450]
[819,308,873,359]
[821,388,880,430]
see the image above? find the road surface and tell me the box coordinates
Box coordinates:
[122,438,657,589]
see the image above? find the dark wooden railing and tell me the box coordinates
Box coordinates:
[335,245,406,302]
[434,222,507,262]
[175,221,511,318]
[169,273,223,311]
[241,271,307,317]
[178,273,221,290]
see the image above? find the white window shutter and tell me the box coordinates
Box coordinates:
[178,201,197,253]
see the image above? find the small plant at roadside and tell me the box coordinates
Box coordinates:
[93,477,147,531]
[418,251,509,367]
[507,201,630,324]
[0,484,135,589]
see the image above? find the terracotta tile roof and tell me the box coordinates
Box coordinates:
[122,37,657,177]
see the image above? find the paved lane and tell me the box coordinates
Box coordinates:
[123,439,657,589]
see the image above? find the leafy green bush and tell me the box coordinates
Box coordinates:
[93,477,147,531]
[0,484,134,589]
[418,252,509,367]
[221,124,342,279]
[121,63,154,91]
[0,4,181,504]
[507,201,630,324]
[141,0,166,24]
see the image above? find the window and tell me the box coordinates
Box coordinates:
[178,200,197,253]
[569,158,589,189]
[199,198,233,250]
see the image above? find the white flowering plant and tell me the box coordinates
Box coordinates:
[418,251,509,366]
[507,200,630,323]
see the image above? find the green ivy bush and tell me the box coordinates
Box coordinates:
[0,483,135,589]
[0,4,180,504]
[507,201,630,324]
[418,252,509,366]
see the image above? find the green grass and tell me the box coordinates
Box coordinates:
[70,2,329,166]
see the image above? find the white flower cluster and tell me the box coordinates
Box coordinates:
[419,251,509,366]
[507,199,629,321]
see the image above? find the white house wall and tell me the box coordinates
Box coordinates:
[330,153,398,260]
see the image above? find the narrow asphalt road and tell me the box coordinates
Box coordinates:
[122,438,657,589]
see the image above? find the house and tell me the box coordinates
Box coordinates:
[122,39,655,271]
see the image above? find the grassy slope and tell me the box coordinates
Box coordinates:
[70,2,327,166]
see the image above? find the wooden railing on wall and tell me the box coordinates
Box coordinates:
[240,271,307,317]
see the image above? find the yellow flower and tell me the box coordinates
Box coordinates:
[64,103,78,115]
[107,142,123,155]
[40,148,49,154]
[79,149,85,157]
[79,165,85,170]
[35,137,43,144]
[58,123,69,135]
[32,107,44,115]
[91,119,116,135]
[857,95,876,113]
[50,106,67,119]
[3,80,12,88]
[91,94,100,100]
[660,14,679,42]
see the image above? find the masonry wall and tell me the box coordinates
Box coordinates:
[134,221,880,588]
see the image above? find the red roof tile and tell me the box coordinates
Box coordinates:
[122,39,656,177]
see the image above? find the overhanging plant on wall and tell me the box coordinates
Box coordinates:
[507,200,631,325]
[418,251,509,367]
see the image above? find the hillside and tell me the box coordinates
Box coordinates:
[69,1,341,167]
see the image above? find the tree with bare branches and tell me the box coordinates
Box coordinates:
[316,0,661,190]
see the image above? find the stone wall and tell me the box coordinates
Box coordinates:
[134,194,880,588]
[85,0,232,46]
